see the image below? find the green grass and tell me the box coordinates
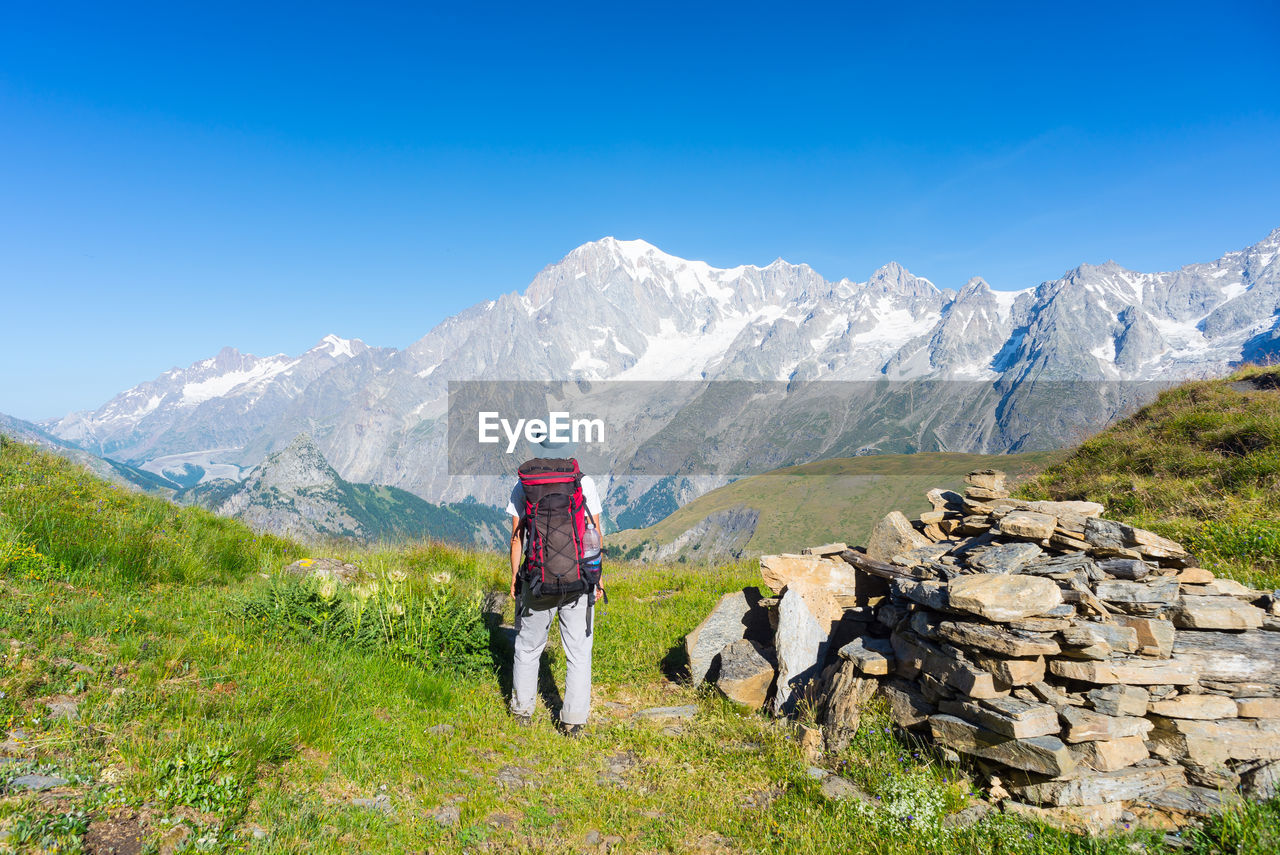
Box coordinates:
[1,435,1278,853]
[611,451,1062,560]
[1017,363,1280,589]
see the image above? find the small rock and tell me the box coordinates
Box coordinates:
[285,557,368,583]
[495,764,533,789]
[585,829,602,845]
[158,823,191,855]
[429,803,461,826]
[247,824,269,840]
[804,765,828,780]
[427,723,456,736]
[820,775,876,804]
[943,803,992,829]
[43,696,80,722]
[353,794,393,813]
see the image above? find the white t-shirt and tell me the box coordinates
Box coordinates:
[506,475,603,523]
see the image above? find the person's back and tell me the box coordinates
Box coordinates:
[506,443,604,735]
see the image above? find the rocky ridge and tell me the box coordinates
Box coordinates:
[686,469,1280,832]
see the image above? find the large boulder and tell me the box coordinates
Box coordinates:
[685,588,772,685]
[866,512,931,563]
[772,583,843,715]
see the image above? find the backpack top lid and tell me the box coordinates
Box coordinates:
[518,457,580,484]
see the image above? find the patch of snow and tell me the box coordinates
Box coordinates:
[320,334,355,358]
[1221,282,1248,301]
[1090,340,1116,362]
[617,314,755,380]
[1211,269,1229,279]
[180,357,297,406]
[1257,251,1276,268]
[809,313,849,351]
[571,350,609,374]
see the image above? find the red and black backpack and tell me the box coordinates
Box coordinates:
[517,457,602,602]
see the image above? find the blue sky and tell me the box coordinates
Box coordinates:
[2,0,1278,420]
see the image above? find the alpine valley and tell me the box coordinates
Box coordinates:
[33,228,1280,531]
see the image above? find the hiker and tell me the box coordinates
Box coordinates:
[507,440,605,735]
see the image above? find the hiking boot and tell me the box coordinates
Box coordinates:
[562,723,584,738]
[513,714,532,728]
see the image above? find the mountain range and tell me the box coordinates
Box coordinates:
[36,228,1280,524]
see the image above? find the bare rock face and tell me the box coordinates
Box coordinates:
[866,511,931,563]
[948,574,1063,622]
[714,639,776,709]
[685,588,772,685]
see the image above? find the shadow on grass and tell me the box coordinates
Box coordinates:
[485,593,565,719]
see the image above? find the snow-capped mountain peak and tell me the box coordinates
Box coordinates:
[42,228,1280,515]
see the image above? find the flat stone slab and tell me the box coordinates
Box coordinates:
[759,554,858,595]
[929,714,1076,777]
[1149,716,1280,766]
[997,512,1058,541]
[1050,656,1197,685]
[1087,685,1149,717]
[1070,735,1149,772]
[1149,694,1238,720]
[1009,764,1185,807]
[935,620,1060,658]
[1094,579,1180,605]
[967,542,1045,574]
[1059,706,1154,742]
[937,698,1059,739]
[10,774,69,792]
[1173,596,1265,631]
[1173,630,1280,683]
[836,636,895,676]
[635,705,698,722]
[948,574,1063,622]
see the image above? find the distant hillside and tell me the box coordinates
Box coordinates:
[0,411,179,493]
[181,434,510,547]
[1018,363,1280,588]
[609,450,1061,562]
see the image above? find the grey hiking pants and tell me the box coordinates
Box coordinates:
[510,592,593,725]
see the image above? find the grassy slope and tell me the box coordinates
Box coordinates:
[1018,363,1280,590]
[611,451,1062,558]
[1,437,1276,853]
